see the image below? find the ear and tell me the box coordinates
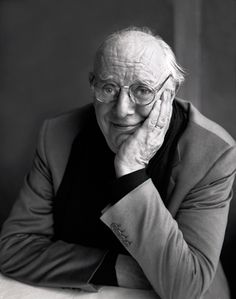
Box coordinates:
[88,72,95,86]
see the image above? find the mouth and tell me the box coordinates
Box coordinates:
[111,122,142,132]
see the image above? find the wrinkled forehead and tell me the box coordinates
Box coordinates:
[93,33,168,83]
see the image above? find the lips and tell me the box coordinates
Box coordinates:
[111,122,141,132]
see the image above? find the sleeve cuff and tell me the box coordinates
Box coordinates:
[110,169,149,205]
[90,251,118,286]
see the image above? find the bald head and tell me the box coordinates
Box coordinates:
[93,30,168,82]
[91,27,184,88]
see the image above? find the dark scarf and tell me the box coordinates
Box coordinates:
[52,100,187,252]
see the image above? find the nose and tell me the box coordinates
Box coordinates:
[113,88,135,118]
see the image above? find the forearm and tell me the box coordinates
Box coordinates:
[0,175,107,290]
[115,254,152,290]
[101,176,233,299]
[0,169,149,290]
[0,232,107,291]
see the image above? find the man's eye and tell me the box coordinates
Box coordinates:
[133,86,152,97]
[102,84,117,95]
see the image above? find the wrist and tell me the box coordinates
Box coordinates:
[114,160,145,178]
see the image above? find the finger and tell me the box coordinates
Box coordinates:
[165,91,173,124]
[144,99,162,129]
[155,91,172,129]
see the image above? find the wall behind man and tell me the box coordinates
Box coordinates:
[1,0,236,290]
[202,0,236,141]
[201,0,236,291]
[0,0,174,226]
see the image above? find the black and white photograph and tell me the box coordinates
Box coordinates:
[0,1,235,298]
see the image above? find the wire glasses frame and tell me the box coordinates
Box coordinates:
[91,74,171,106]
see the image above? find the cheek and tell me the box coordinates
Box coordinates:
[137,102,155,119]
[94,104,111,132]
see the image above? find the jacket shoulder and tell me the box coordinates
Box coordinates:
[174,99,236,188]
[39,104,95,192]
[168,99,236,215]
[177,98,235,148]
[45,104,94,138]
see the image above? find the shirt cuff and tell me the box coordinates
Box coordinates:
[110,169,149,205]
[90,251,118,286]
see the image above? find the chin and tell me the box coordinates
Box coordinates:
[107,134,129,153]
[106,140,119,153]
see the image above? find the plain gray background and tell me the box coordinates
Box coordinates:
[0,0,235,293]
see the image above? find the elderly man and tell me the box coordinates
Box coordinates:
[0,27,235,299]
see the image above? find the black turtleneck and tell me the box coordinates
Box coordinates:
[53,99,188,286]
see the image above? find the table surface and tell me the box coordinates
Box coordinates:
[0,272,159,299]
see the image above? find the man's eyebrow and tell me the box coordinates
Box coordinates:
[95,74,167,87]
[96,78,119,86]
[96,77,158,87]
[135,79,156,86]
[97,74,115,81]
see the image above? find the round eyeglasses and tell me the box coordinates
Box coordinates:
[91,75,171,106]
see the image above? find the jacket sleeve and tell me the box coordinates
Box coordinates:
[0,121,107,291]
[100,145,236,299]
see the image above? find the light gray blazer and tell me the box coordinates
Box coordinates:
[0,98,235,299]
